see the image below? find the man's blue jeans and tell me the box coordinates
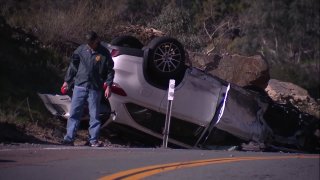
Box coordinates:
[64,86,102,144]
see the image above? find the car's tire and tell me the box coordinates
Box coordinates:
[144,37,186,88]
[147,37,185,76]
[110,36,144,49]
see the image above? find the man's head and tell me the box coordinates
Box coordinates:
[86,31,99,50]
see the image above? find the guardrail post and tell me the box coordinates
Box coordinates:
[162,79,175,148]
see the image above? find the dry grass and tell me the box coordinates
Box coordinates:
[1,0,127,44]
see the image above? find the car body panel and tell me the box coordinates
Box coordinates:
[160,68,226,126]
[112,54,166,112]
[38,93,71,118]
[37,93,111,120]
[215,85,272,142]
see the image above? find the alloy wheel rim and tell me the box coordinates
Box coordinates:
[153,42,181,73]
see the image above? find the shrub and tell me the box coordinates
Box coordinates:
[148,3,192,36]
[0,0,127,44]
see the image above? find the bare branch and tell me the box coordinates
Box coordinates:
[203,21,212,40]
[211,21,230,38]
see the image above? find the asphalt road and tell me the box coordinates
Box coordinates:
[0,144,319,180]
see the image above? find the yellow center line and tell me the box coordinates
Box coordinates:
[99,155,320,180]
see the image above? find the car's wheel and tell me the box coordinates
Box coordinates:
[147,37,185,75]
[144,37,186,88]
[110,36,144,49]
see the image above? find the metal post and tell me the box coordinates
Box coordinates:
[162,79,175,148]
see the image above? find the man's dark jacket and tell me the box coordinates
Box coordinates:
[64,44,114,90]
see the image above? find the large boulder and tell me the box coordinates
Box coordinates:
[188,53,270,89]
[266,79,320,118]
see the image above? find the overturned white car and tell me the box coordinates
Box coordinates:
[39,36,319,152]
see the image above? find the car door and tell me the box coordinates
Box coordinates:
[159,68,226,127]
[38,93,72,119]
[38,93,111,120]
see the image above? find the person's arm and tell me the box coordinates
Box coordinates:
[63,49,81,88]
[104,52,115,98]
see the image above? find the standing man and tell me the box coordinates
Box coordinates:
[61,31,114,147]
